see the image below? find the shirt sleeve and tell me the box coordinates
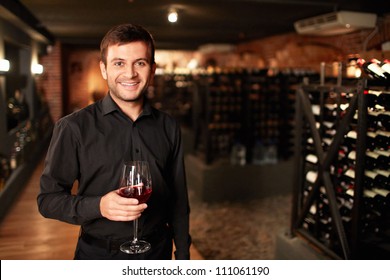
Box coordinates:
[37,118,102,225]
[169,122,192,260]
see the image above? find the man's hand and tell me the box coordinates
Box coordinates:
[100,190,147,221]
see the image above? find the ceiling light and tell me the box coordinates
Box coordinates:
[187,58,198,70]
[31,63,44,75]
[0,59,10,72]
[168,9,178,23]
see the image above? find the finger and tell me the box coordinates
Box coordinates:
[116,197,141,205]
[106,211,142,221]
[106,204,146,216]
[122,203,148,211]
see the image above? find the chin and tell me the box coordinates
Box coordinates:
[124,95,144,103]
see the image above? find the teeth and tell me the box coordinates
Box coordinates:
[121,82,138,86]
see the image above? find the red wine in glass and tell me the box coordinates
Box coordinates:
[118,161,152,254]
[118,184,152,203]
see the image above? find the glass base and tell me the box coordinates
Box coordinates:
[120,240,151,254]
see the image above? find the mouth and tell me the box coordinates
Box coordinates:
[119,81,140,88]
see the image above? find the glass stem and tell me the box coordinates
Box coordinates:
[133,218,139,243]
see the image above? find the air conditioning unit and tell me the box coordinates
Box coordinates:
[294,11,377,36]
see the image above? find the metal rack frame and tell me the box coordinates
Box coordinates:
[291,78,367,259]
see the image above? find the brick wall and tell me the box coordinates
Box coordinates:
[236,29,389,71]
[37,42,63,122]
[66,49,107,113]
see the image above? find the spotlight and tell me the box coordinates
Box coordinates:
[0,59,10,72]
[168,9,178,23]
[31,63,44,75]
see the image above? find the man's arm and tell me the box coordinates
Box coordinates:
[37,119,102,225]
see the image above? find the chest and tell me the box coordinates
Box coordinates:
[77,117,174,177]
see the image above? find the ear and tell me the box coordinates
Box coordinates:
[100,61,107,80]
[151,63,157,74]
[150,63,157,79]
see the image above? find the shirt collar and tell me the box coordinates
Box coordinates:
[101,93,155,119]
[102,93,118,115]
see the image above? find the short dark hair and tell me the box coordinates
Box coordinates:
[100,23,155,65]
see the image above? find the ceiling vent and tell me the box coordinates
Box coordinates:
[294,11,377,36]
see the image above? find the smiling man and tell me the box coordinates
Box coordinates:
[38,24,191,260]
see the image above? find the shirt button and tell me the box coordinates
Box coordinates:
[135,149,140,153]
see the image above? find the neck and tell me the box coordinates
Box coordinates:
[110,93,144,121]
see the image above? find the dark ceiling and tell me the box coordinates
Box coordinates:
[17,0,390,50]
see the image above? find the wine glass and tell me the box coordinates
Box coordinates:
[118,161,152,254]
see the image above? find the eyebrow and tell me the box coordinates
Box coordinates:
[109,57,150,64]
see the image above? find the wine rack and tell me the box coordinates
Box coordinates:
[193,69,306,164]
[292,77,390,259]
[0,98,53,220]
[150,74,195,128]
[193,70,244,164]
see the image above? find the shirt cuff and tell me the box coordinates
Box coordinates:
[79,196,103,221]
[174,250,190,260]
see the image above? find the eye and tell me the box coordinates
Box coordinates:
[135,60,147,67]
[113,61,124,67]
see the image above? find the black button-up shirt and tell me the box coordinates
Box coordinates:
[38,94,191,259]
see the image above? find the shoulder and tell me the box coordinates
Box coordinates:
[55,101,101,131]
[150,106,180,131]
[151,106,177,123]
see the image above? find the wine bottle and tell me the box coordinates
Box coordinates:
[377,91,390,110]
[230,142,246,166]
[372,187,390,209]
[357,58,387,80]
[373,169,389,190]
[374,150,389,170]
[323,103,338,122]
[339,204,352,218]
[365,151,379,170]
[306,170,318,184]
[366,131,377,151]
[305,137,316,154]
[367,110,380,131]
[305,154,318,165]
[377,111,390,130]
[303,204,317,232]
[361,217,382,236]
[317,210,333,245]
[322,137,332,151]
[364,170,377,189]
[339,169,355,190]
[380,59,390,74]
[344,130,357,149]
[337,189,354,233]
[335,148,349,175]
[348,150,379,170]
[318,212,333,246]
[9,141,22,171]
[311,104,320,117]
[363,189,386,215]
[339,188,378,223]
[372,58,390,78]
[365,89,381,108]
[347,150,357,166]
[252,140,267,165]
[0,155,11,191]
[318,193,330,218]
[376,130,390,150]
[265,139,278,164]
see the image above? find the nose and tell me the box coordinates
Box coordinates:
[125,65,138,78]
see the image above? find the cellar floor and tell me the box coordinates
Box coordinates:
[188,188,293,259]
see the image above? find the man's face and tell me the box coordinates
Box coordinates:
[100,41,156,104]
